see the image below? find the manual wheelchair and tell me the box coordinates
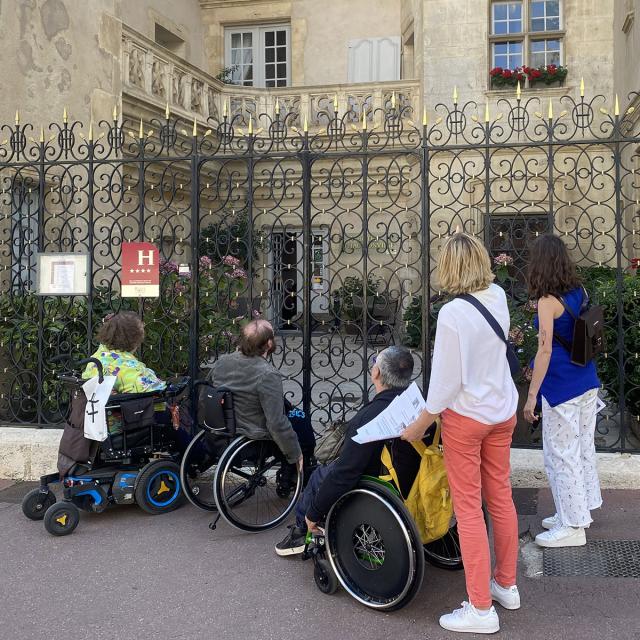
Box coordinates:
[21,357,190,536]
[179,382,303,532]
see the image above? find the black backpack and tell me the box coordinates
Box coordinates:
[554,287,605,367]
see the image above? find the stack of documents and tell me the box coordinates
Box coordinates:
[352,382,427,444]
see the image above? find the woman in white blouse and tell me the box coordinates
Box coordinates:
[402,232,519,635]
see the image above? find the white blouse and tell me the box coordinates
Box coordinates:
[425,283,518,424]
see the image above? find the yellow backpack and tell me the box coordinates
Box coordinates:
[380,421,453,544]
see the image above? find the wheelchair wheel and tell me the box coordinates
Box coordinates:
[180,430,225,511]
[325,480,424,611]
[22,488,56,520]
[135,460,185,514]
[44,502,80,536]
[213,436,302,532]
[314,558,338,595]
[423,508,489,571]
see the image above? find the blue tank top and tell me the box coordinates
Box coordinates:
[533,287,600,407]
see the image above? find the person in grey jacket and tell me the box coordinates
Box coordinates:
[208,319,303,468]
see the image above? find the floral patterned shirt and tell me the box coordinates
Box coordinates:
[82,344,166,394]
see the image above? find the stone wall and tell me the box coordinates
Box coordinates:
[0,0,122,125]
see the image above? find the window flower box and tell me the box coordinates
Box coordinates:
[490,64,568,89]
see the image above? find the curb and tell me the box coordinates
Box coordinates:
[1,426,640,487]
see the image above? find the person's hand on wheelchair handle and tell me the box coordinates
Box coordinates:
[297,454,304,472]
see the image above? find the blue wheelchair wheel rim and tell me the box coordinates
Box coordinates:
[146,470,180,507]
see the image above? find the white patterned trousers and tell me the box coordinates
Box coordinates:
[541,388,603,528]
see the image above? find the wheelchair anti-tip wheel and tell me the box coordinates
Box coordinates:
[314,558,338,595]
[213,436,302,532]
[135,460,185,514]
[180,430,225,511]
[325,480,425,611]
[22,488,56,521]
[44,502,80,536]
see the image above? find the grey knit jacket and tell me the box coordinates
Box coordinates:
[207,351,302,463]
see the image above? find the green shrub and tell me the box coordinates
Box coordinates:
[331,275,380,322]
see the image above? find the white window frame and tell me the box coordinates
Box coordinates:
[224,24,291,88]
[489,1,565,76]
[491,1,524,35]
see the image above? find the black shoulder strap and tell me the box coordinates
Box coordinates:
[456,294,508,345]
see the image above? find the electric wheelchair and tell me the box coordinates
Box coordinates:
[21,357,190,536]
[179,382,303,532]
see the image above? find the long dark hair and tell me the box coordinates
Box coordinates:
[527,234,581,299]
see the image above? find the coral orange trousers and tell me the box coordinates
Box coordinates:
[441,409,519,609]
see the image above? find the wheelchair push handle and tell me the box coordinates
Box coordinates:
[52,354,104,383]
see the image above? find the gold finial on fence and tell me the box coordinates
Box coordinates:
[516,80,521,100]
[223,99,228,118]
[615,94,620,117]
[138,117,144,139]
[248,114,253,135]
[192,116,197,136]
[303,115,308,133]
[15,110,19,126]
[333,94,338,111]
[453,86,458,105]
[580,77,585,98]
[40,126,44,143]
[275,99,280,115]
[422,106,428,126]
[391,91,396,109]
[548,98,553,120]
[485,102,490,123]
[113,104,118,121]
[362,107,367,131]
[63,107,68,124]
[165,102,170,119]
[88,120,93,142]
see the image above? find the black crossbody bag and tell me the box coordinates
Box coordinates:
[456,294,521,379]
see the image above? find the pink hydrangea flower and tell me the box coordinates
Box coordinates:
[160,259,179,275]
[199,256,213,269]
[223,255,241,267]
[494,253,514,267]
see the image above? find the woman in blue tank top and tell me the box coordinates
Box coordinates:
[524,235,601,549]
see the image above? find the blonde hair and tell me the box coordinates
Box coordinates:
[437,232,495,295]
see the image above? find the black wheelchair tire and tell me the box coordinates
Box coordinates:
[423,507,489,571]
[43,502,80,536]
[325,479,425,611]
[135,460,185,515]
[22,488,56,521]
[213,436,302,533]
[179,430,221,512]
[314,558,339,595]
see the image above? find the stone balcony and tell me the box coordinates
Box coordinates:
[122,25,421,130]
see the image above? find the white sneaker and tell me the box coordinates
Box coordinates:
[439,601,500,634]
[541,513,560,530]
[490,578,521,610]
[535,525,586,548]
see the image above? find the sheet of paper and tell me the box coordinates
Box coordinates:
[595,395,607,415]
[82,375,117,441]
[352,382,427,444]
[50,260,75,294]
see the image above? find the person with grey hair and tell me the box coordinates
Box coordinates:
[275,345,415,556]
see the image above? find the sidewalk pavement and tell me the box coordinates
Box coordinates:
[0,481,639,640]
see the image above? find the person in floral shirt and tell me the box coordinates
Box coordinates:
[83,312,166,394]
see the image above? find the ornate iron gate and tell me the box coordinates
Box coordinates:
[1,92,639,452]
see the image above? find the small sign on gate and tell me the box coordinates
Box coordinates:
[121,242,159,297]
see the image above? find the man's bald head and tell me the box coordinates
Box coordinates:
[238,319,276,357]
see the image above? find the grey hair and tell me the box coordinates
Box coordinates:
[376,346,414,389]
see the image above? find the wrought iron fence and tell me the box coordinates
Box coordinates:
[1,91,639,452]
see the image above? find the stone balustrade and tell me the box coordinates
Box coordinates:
[122,25,420,129]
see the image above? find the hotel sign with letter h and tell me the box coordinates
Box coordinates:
[121,242,160,297]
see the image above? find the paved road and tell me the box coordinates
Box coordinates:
[0,484,639,640]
